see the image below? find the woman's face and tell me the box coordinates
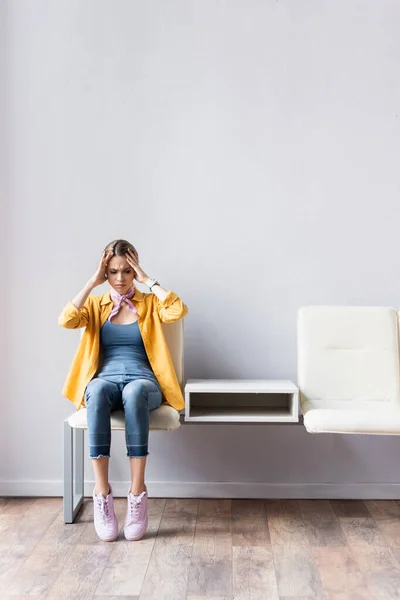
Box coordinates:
[106,254,136,294]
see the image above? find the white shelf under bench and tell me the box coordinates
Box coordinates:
[184,379,299,423]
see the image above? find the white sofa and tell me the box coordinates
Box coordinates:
[298,306,400,435]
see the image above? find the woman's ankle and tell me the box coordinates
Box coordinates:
[94,485,110,497]
[130,484,147,495]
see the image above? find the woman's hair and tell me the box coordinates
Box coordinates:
[104,239,137,258]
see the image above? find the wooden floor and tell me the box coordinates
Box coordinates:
[2,497,400,599]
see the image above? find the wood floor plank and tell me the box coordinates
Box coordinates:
[232,545,279,600]
[273,542,324,598]
[267,500,324,597]
[312,546,370,599]
[0,544,33,592]
[95,596,139,600]
[31,497,63,514]
[5,536,76,596]
[139,539,192,600]
[186,597,230,600]
[147,498,167,518]
[368,521,400,549]
[0,513,22,536]
[158,500,197,544]
[232,518,270,548]
[330,508,396,586]
[163,499,198,519]
[340,518,388,548]
[232,499,266,520]
[298,500,347,547]
[366,572,400,599]
[266,500,307,545]
[198,500,231,519]
[389,547,400,564]
[232,499,270,547]
[5,501,98,596]
[365,500,400,548]
[139,499,196,600]
[351,545,400,577]
[3,596,43,600]
[0,497,36,515]
[46,543,113,600]
[2,503,58,551]
[365,500,400,521]
[157,499,198,546]
[330,500,370,519]
[157,515,198,546]
[40,511,88,546]
[187,553,231,597]
[187,517,232,598]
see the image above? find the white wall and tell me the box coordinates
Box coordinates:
[3,0,400,497]
[1,0,9,467]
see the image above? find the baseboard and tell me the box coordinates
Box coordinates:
[1,480,400,500]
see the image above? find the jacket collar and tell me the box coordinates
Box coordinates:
[100,288,145,306]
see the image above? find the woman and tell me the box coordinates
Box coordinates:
[59,239,188,542]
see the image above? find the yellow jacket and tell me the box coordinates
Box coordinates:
[58,289,188,410]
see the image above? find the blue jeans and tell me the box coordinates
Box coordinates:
[84,376,162,459]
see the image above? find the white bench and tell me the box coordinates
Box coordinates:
[65,305,400,522]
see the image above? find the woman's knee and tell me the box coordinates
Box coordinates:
[85,378,115,410]
[122,380,153,408]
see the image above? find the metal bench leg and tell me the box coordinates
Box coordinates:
[75,427,84,500]
[64,421,85,523]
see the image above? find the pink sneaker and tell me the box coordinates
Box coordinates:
[93,485,118,542]
[124,490,149,541]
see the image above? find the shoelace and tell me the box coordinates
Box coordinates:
[97,498,109,523]
[129,493,145,519]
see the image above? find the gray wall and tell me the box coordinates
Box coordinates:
[2,0,400,497]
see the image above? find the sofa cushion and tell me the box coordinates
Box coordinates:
[68,404,181,431]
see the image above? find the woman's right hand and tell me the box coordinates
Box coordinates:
[89,250,113,288]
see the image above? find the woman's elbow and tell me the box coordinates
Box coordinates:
[58,314,79,329]
[160,304,188,323]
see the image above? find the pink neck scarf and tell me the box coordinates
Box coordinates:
[109,287,137,322]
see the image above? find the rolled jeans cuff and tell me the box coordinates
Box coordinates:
[127,442,148,458]
[89,433,110,459]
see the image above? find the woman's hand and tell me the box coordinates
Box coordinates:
[125,249,150,285]
[89,250,114,287]
[126,248,173,303]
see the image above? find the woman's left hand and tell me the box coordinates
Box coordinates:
[125,249,150,285]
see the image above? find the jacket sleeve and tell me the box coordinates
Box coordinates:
[155,291,188,323]
[58,298,91,329]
